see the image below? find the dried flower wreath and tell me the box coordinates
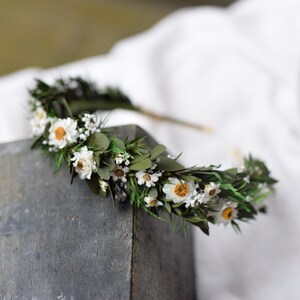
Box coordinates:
[29,77,277,235]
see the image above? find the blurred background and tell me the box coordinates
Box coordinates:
[0,0,235,76]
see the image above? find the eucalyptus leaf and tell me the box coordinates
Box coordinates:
[148,187,158,198]
[150,144,166,160]
[89,132,110,152]
[97,166,110,180]
[157,157,184,172]
[131,153,150,164]
[94,153,100,167]
[103,156,116,171]
[129,158,152,171]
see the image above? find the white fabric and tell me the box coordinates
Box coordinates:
[1,0,300,299]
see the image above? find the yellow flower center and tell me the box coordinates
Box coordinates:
[143,174,152,181]
[37,112,45,120]
[222,207,234,220]
[77,160,85,170]
[174,183,189,197]
[209,189,216,196]
[54,127,66,140]
[149,199,158,207]
[114,169,125,177]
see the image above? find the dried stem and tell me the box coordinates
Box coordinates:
[139,108,214,134]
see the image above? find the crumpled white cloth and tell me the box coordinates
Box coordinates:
[1,0,300,299]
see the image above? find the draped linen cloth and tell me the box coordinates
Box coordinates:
[1,0,300,299]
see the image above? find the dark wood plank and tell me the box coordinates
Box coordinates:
[0,125,195,300]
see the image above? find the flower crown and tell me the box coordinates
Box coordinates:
[29,77,277,235]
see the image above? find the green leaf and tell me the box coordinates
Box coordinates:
[181,175,202,182]
[231,220,241,233]
[86,174,100,194]
[187,216,205,223]
[43,122,51,140]
[164,202,172,214]
[89,132,110,152]
[94,153,100,167]
[172,202,183,208]
[195,221,210,235]
[174,208,182,216]
[148,187,158,198]
[220,183,244,199]
[129,158,152,171]
[103,156,115,171]
[31,135,43,149]
[150,144,166,160]
[225,168,238,176]
[253,192,270,204]
[54,152,64,173]
[157,157,184,172]
[57,97,73,117]
[130,153,150,165]
[97,166,110,180]
[109,137,126,153]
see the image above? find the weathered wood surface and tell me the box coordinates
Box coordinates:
[0,125,195,300]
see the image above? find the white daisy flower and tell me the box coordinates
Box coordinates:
[111,165,129,182]
[82,113,101,135]
[48,118,78,149]
[136,171,162,188]
[71,146,96,180]
[115,156,123,165]
[162,178,197,204]
[30,98,42,108]
[243,175,250,183]
[77,113,101,141]
[184,197,197,208]
[204,182,221,199]
[30,106,49,136]
[115,152,131,165]
[144,196,163,208]
[184,192,206,208]
[210,200,238,225]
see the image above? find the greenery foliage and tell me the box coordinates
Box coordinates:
[29,77,277,235]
